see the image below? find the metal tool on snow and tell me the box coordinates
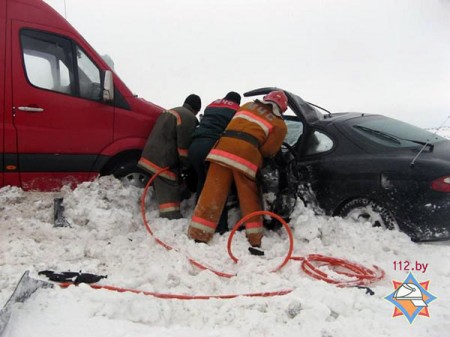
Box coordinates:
[53,197,71,227]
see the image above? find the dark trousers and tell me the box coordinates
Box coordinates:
[188,137,229,232]
[152,175,182,219]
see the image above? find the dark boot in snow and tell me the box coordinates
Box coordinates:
[215,201,230,234]
[246,232,263,248]
[160,211,183,220]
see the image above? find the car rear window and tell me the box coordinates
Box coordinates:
[352,116,446,148]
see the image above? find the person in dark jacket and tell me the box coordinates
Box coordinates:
[138,94,201,219]
[188,91,241,232]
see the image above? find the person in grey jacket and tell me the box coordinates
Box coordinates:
[138,94,201,219]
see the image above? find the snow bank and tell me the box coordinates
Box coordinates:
[1,128,449,336]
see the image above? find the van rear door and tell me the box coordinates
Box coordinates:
[11,23,115,190]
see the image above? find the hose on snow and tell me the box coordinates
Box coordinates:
[141,167,385,291]
[45,167,384,301]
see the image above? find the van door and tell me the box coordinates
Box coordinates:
[0,4,5,187]
[11,24,114,190]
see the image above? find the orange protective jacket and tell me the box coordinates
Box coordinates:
[206,101,287,179]
[138,106,198,181]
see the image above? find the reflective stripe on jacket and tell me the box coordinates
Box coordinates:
[138,105,198,179]
[206,101,287,179]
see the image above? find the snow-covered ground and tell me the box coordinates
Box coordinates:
[1,127,449,337]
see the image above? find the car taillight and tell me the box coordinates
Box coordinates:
[431,176,450,192]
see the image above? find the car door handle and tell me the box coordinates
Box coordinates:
[17,106,44,112]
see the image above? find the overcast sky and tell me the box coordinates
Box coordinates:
[43,0,450,128]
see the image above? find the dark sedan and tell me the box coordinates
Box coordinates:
[247,88,450,242]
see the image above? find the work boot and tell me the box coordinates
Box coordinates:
[216,208,229,234]
[246,232,263,248]
[188,226,213,243]
[216,221,228,235]
[160,211,182,220]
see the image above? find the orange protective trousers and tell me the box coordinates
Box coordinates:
[191,162,263,235]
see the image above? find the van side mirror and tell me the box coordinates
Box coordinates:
[102,70,114,102]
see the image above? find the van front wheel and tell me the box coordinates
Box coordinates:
[108,160,149,188]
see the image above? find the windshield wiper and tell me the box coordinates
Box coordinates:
[353,125,401,145]
[411,115,449,167]
[400,138,434,151]
[354,126,435,150]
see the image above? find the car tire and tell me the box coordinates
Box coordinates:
[108,160,150,188]
[339,198,399,230]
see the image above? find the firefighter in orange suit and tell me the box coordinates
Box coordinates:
[138,94,201,219]
[187,90,288,247]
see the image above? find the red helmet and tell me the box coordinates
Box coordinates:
[263,90,288,113]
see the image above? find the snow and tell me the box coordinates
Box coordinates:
[1,128,450,337]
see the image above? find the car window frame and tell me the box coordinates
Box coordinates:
[283,115,335,158]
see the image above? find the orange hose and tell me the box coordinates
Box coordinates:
[139,167,385,298]
[298,254,385,287]
[140,167,173,251]
[226,210,293,272]
[45,167,385,302]
[59,282,292,300]
[140,167,235,278]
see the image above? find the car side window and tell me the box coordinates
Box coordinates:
[305,130,333,155]
[20,29,102,101]
[284,118,304,146]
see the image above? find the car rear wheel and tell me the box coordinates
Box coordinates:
[108,160,150,188]
[339,198,399,230]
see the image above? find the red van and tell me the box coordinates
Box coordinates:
[0,0,163,191]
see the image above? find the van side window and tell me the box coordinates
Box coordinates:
[21,31,75,95]
[76,47,101,100]
[20,29,102,101]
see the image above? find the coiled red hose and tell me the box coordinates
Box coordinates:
[141,167,385,289]
[226,210,293,272]
[54,167,383,301]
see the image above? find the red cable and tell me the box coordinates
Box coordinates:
[297,254,385,287]
[58,282,292,300]
[56,169,293,300]
[47,168,385,301]
[226,212,384,286]
[226,210,293,272]
[140,167,235,279]
[136,167,385,300]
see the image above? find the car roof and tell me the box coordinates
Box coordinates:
[318,112,385,124]
[244,87,324,124]
[243,87,386,126]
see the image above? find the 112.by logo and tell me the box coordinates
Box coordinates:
[385,272,437,324]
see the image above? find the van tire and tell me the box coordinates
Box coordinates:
[108,160,149,188]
